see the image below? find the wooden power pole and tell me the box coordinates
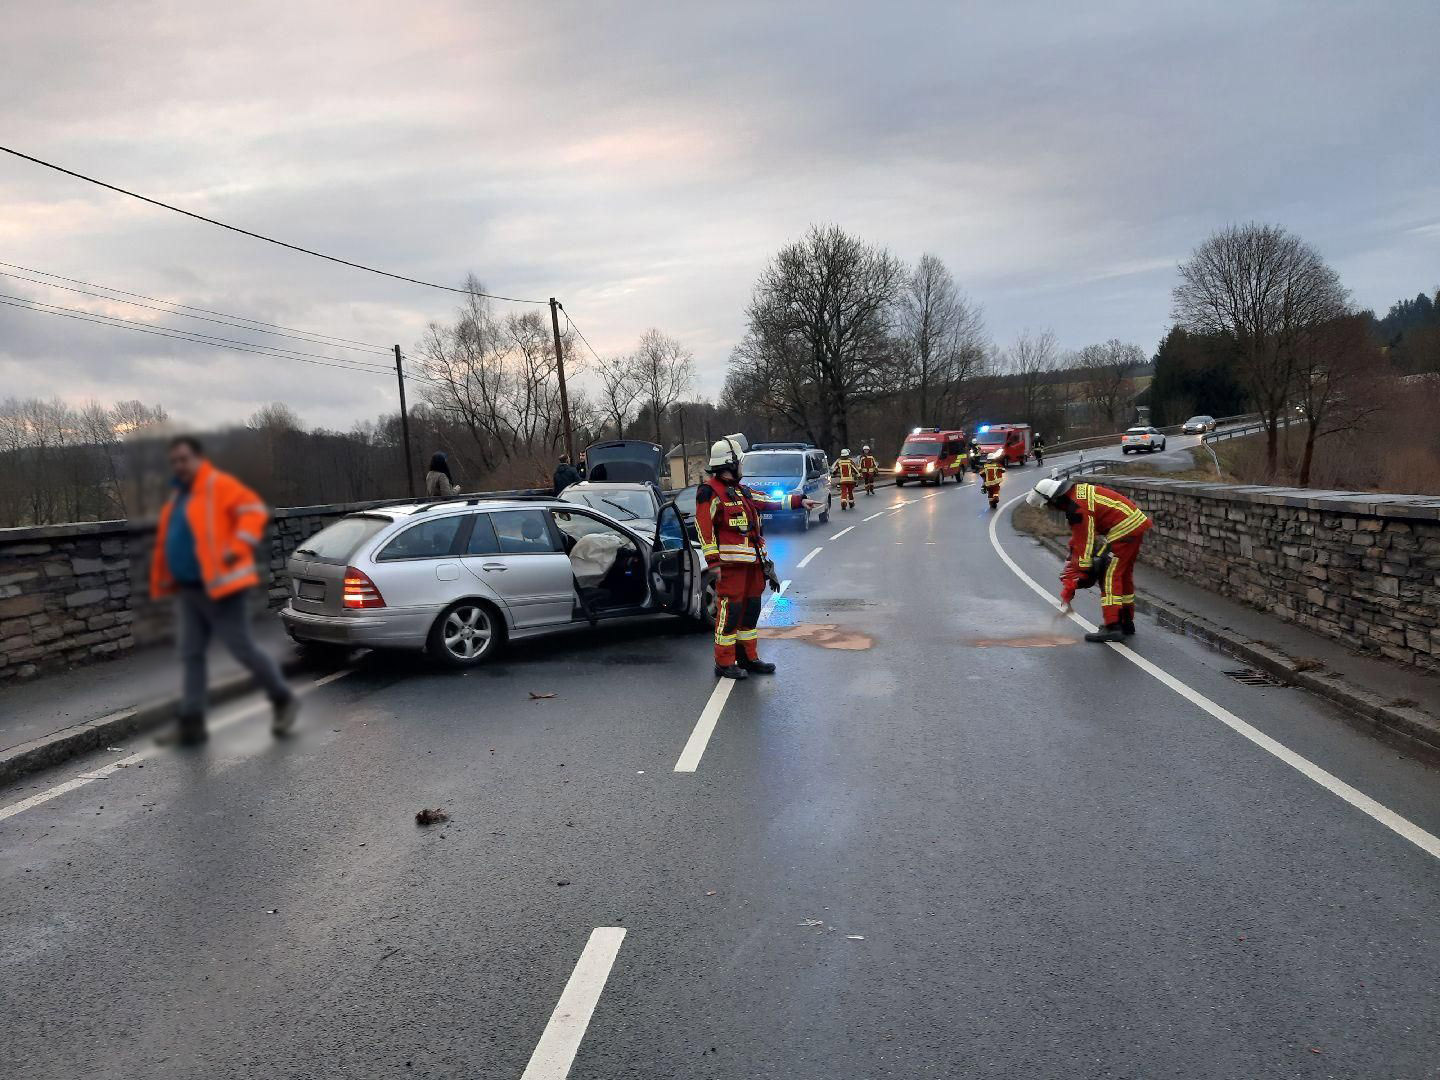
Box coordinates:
[394,345,416,498]
[549,299,577,465]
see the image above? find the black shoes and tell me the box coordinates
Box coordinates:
[1085,624,1125,643]
[272,696,300,737]
[738,658,777,675]
[715,664,749,680]
[156,719,208,747]
[1121,616,1137,637]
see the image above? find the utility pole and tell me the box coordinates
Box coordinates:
[549,299,577,465]
[677,404,688,486]
[394,345,416,498]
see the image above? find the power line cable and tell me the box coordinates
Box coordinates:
[560,304,604,366]
[0,265,394,356]
[0,145,549,305]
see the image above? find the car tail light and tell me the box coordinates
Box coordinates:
[342,566,385,609]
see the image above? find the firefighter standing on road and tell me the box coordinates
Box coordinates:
[980,455,1005,510]
[1027,477,1151,642]
[696,435,818,679]
[832,448,858,509]
[859,445,879,495]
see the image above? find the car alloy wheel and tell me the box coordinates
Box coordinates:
[432,601,498,665]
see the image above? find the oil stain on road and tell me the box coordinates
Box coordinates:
[763,623,874,650]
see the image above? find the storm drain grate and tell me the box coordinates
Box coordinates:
[1221,667,1279,686]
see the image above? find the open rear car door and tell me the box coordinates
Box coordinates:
[651,501,693,615]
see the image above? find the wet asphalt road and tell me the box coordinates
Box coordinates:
[4,474,1440,1079]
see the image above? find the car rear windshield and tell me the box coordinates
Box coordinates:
[1125,428,1150,435]
[900,439,940,456]
[743,452,803,477]
[293,515,390,563]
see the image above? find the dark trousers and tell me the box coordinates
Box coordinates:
[177,587,291,720]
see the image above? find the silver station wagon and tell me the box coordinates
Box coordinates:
[281,496,707,666]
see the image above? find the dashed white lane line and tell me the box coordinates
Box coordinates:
[674,581,789,773]
[988,494,1440,863]
[829,526,855,541]
[862,512,885,522]
[0,668,356,824]
[797,546,823,568]
[519,927,626,1080]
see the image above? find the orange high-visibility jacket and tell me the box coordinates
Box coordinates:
[832,457,857,483]
[1065,482,1149,573]
[695,476,801,567]
[859,455,878,476]
[151,461,269,600]
[981,460,1005,487]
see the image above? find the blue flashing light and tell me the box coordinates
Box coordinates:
[770,488,785,500]
[979,424,990,433]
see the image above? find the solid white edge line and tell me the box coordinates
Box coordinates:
[862,512,884,522]
[829,526,855,541]
[796,546,822,568]
[519,927,627,1080]
[759,578,791,622]
[0,667,357,824]
[987,493,1440,862]
[673,679,734,772]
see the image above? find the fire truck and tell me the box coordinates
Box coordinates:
[892,427,969,486]
[973,424,1032,466]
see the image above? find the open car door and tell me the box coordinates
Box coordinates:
[651,501,693,615]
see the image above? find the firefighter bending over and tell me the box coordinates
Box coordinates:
[980,455,1005,510]
[1027,477,1151,643]
[696,434,819,679]
[859,445,879,495]
[832,449,858,510]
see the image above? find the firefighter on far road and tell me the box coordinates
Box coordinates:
[859,445,879,495]
[980,454,1005,510]
[696,434,820,679]
[1027,476,1151,643]
[832,448,858,509]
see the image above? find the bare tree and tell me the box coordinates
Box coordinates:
[1076,339,1146,429]
[595,353,639,439]
[627,329,694,446]
[1293,314,1386,485]
[1005,329,1060,425]
[741,224,905,449]
[1173,223,1348,477]
[898,253,988,425]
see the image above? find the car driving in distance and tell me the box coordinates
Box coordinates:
[281,496,705,667]
[1120,426,1167,453]
[1181,415,1217,434]
[738,446,832,531]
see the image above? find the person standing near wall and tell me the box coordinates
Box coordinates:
[150,436,298,746]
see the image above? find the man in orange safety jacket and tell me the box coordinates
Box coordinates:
[980,456,1005,509]
[695,434,819,679]
[1027,476,1151,642]
[858,445,879,495]
[832,448,858,509]
[151,436,298,744]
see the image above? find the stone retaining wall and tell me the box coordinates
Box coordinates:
[1102,476,1440,672]
[0,491,542,682]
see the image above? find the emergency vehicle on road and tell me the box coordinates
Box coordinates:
[973,424,1032,466]
[892,428,968,486]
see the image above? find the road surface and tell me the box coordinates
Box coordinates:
[4,475,1439,1079]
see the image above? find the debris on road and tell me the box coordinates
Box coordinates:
[415,808,449,826]
[847,935,865,940]
[1292,657,1325,672]
[556,880,570,887]
[529,691,557,700]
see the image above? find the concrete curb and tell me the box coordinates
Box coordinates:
[1028,534,1440,765]
[0,653,337,789]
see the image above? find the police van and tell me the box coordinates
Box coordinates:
[740,445,833,532]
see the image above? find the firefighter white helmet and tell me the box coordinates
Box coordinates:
[841,448,851,457]
[707,433,750,472]
[862,445,870,453]
[1025,476,1071,508]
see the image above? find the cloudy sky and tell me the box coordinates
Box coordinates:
[1,0,1436,430]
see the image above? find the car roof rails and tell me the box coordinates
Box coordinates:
[750,441,813,450]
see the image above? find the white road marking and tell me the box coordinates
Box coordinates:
[0,668,356,824]
[797,546,822,568]
[674,580,790,774]
[519,927,626,1080]
[924,493,937,500]
[987,494,1440,863]
[862,512,885,522]
[829,526,854,541]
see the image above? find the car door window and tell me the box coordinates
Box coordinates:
[490,509,560,554]
[465,513,501,555]
[376,516,465,561]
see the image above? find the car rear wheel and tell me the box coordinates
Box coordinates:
[428,599,504,667]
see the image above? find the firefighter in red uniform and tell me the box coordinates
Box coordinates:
[695,435,817,679]
[859,445,879,495]
[1027,476,1151,642]
[980,455,1005,509]
[832,448,858,509]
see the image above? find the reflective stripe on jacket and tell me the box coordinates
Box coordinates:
[1069,483,1149,571]
[151,461,269,600]
[981,461,1005,486]
[833,458,857,483]
[859,455,878,476]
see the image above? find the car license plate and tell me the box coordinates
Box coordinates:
[762,513,774,521]
[298,580,326,600]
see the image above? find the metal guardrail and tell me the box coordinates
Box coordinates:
[1045,412,1261,458]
